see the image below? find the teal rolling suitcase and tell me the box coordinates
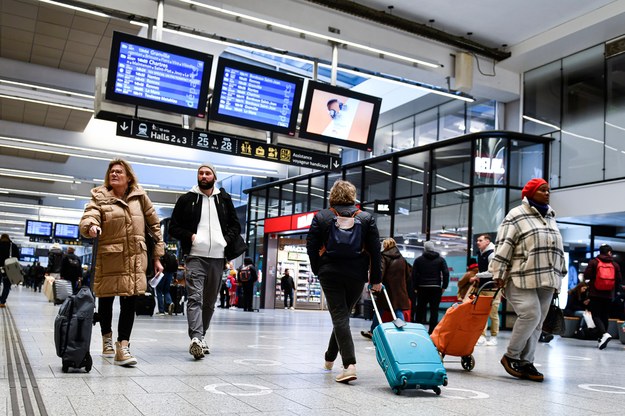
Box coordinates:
[371,287,448,395]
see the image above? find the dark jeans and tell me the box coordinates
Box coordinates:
[156,271,174,313]
[219,281,230,308]
[284,289,294,308]
[589,296,611,335]
[319,275,363,368]
[242,281,255,311]
[415,286,443,334]
[98,296,137,342]
[0,275,10,303]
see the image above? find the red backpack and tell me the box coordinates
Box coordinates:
[595,261,615,291]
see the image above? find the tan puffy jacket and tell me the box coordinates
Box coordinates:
[80,185,164,297]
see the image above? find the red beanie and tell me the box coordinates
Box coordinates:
[522,178,548,200]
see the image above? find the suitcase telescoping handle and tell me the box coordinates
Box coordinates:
[89,233,99,291]
[368,285,406,329]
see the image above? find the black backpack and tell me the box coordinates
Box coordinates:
[324,208,363,259]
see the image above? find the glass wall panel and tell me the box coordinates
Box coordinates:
[393,196,424,240]
[310,174,326,211]
[439,101,466,140]
[268,186,280,218]
[396,152,428,199]
[432,142,471,192]
[474,136,507,186]
[344,167,363,202]
[415,107,438,145]
[605,51,625,180]
[430,190,469,255]
[359,203,391,239]
[363,160,392,204]
[509,141,545,187]
[523,61,561,134]
[468,100,496,133]
[374,124,393,156]
[393,117,415,152]
[293,179,309,214]
[471,187,506,239]
[547,131,561,187]
[560,45,605,186]
[280,183,294,216]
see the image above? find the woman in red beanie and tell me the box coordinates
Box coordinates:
[489,178,566,382]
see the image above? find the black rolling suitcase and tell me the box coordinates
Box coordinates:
[54,236,98,373]
[169,284,185,315]
[135,288,156,316]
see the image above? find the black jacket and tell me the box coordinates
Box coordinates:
[280,274,295,291]
[0,240,19,264]
[306,204,382,283]
[412,251,450,289]
[169,188,246,260]
[60,253,82,280]
[46,248,63,274]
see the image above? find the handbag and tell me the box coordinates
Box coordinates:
[542,294,565,335]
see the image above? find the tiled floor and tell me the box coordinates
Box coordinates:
[1,285,625,416]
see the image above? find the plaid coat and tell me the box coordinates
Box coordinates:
[489,198,566,291]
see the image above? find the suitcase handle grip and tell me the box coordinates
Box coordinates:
[368,285,401,326]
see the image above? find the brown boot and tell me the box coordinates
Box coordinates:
[102,332,114,357]
[114,340,137,366]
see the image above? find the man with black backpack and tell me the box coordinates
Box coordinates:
[60,246,82,294]
[584,244,623,349]
[156,250,178,315]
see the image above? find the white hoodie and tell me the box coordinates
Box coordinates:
[189,185,227,259]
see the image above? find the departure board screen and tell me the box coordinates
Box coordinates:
[106,32,213,118]
[54,223,80,240]
[210,58,303,136]
[25,220,53,237]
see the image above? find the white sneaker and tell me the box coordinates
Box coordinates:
[335,364,357,383]
[189,337,205,359]
[476,335,487,346]
[200,337,210,355]
[289,307,295,310]
[598,333,612,350]
[285,307,289,310]
[485,337,498,346]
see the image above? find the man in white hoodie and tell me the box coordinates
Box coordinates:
[472,233,500,346]
[168,163,246,359]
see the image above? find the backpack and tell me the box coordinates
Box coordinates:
[66,256,81,273]
[239,266,252,283]
[595,261,616,291]
[324,208,363,259]
[162,252,179,273]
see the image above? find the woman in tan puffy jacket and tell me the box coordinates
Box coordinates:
[80,159,164,367]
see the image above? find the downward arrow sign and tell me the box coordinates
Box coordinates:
[120,122,129,131]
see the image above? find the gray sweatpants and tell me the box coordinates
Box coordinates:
[504,281,554,364]
[185,256,224,340]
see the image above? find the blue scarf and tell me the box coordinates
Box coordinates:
[528,198,549,217]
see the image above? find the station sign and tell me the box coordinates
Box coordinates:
[116,116,341,171]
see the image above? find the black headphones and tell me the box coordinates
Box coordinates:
[327,99,344,119]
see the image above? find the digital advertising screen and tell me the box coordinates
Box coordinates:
[106,31,213,118]
[210,57,304,136]
[298,81,382,151]
[25,220,53,237]
[53,223,80,240]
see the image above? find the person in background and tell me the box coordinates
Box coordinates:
[361,238,411,339]
[306,180,382,384]
[155,250,178,316]
[584,244,623,349]
[227,269,238,309]
[491,178,566,382]
[564,281,589,317]
[239,257,258,312]
[281,268,295,310]
[168,162,246,359]
[473,233,501,346]
[457,258,479,301]
[60,246,83,294]
[80,159,164,367]
[412,241,449,334]
[219,262,233,309]
[46,242,63,279]
[0,234,20,308]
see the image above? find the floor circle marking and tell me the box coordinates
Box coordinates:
[204,383,273,396]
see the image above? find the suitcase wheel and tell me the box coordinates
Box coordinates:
[461,355,475,371]
[393,388,401,395]
[83,353,93,373]
[433,386,441,395]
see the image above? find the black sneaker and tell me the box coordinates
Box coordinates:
[360,330,372,340]
[519,363,544,382]
[500,355,524,379]
[539,333,554,343]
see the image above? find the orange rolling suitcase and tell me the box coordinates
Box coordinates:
[430,282,499,371]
